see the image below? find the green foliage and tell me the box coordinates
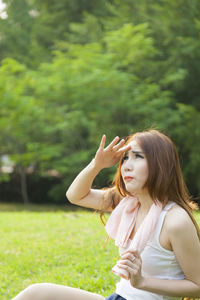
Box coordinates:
[0,0,34,64]
[0,0,200,202]
[104,0,200,110]
[0,59,48,166]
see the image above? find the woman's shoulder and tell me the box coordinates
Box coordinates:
[164,203,196,235]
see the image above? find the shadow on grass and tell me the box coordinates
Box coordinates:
[0,202,93,213]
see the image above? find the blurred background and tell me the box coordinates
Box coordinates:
[0,0,200,206]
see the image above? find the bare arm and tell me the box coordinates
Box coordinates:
[137,209,200,297]
[117,207,200,298]
[66,135,130,211]
[140,278,200,298]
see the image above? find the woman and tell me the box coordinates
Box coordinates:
[12,129,200,300]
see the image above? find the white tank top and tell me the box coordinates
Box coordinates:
[115,202,185,300]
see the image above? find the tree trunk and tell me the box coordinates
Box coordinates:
[18,163,29,205]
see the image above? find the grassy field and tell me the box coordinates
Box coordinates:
[0,203,199,300]
[0,203,119,299]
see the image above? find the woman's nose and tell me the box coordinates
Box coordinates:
[124,159,134,171]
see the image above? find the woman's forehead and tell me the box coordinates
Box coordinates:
[127,140,142,151]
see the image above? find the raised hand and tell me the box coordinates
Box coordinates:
[94,135,131,170]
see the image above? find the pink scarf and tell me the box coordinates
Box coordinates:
[105,196,163,279]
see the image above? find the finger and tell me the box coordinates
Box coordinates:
[114,144,132,160]
[115,269,130,280]
[120,253,136,262]
[121,250,135,258]
[121,252,141,265]
[120,257,138,267]
[117,144,131,153]
[116,263,137,276]
[117,259,136,267]
[113,264,130,280]
[113,139,125,151]
[121,250,140,258]
[99,134,106,150]
[105,136,120,151]
[117,260,139,273]
[124,250,140,261]
[131,250,140,259]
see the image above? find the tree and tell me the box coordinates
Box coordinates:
[0,0,35,65]
[1,1,200,203]
[0,58,55,203]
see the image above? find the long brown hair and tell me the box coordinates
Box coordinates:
[102,130,200,300]
[108,129,200,239]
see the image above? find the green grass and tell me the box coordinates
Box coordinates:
[0,203,119,299]
[0,203,199,300]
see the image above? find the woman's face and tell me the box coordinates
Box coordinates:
[121,139,149,195]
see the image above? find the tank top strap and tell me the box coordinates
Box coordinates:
[152,202,176,243]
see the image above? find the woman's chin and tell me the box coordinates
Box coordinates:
[125,187,145,196]
[125,187,138,195]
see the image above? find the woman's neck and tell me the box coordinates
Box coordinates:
[135,191,154,213]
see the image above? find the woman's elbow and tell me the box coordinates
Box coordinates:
[66,189,80,204]
[66,190,74,204]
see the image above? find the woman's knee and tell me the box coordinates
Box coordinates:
[14,283,50,300]
[13,283,106,300]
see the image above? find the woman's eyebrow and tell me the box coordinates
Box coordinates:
[123,150,144,156]
[132,150,144,154]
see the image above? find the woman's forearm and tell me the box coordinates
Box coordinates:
[138,277,200,298]
[66,159,102,203]
[66,135,129,205]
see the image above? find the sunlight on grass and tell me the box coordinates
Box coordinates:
[0,203,118,299]
[0,203,199,299]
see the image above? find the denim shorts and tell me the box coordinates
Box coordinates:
[106,293,126,300]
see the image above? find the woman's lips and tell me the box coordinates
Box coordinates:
[124,176,134,181]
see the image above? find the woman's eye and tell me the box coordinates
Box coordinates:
[135,154,144,159]
[122,155,128,161]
